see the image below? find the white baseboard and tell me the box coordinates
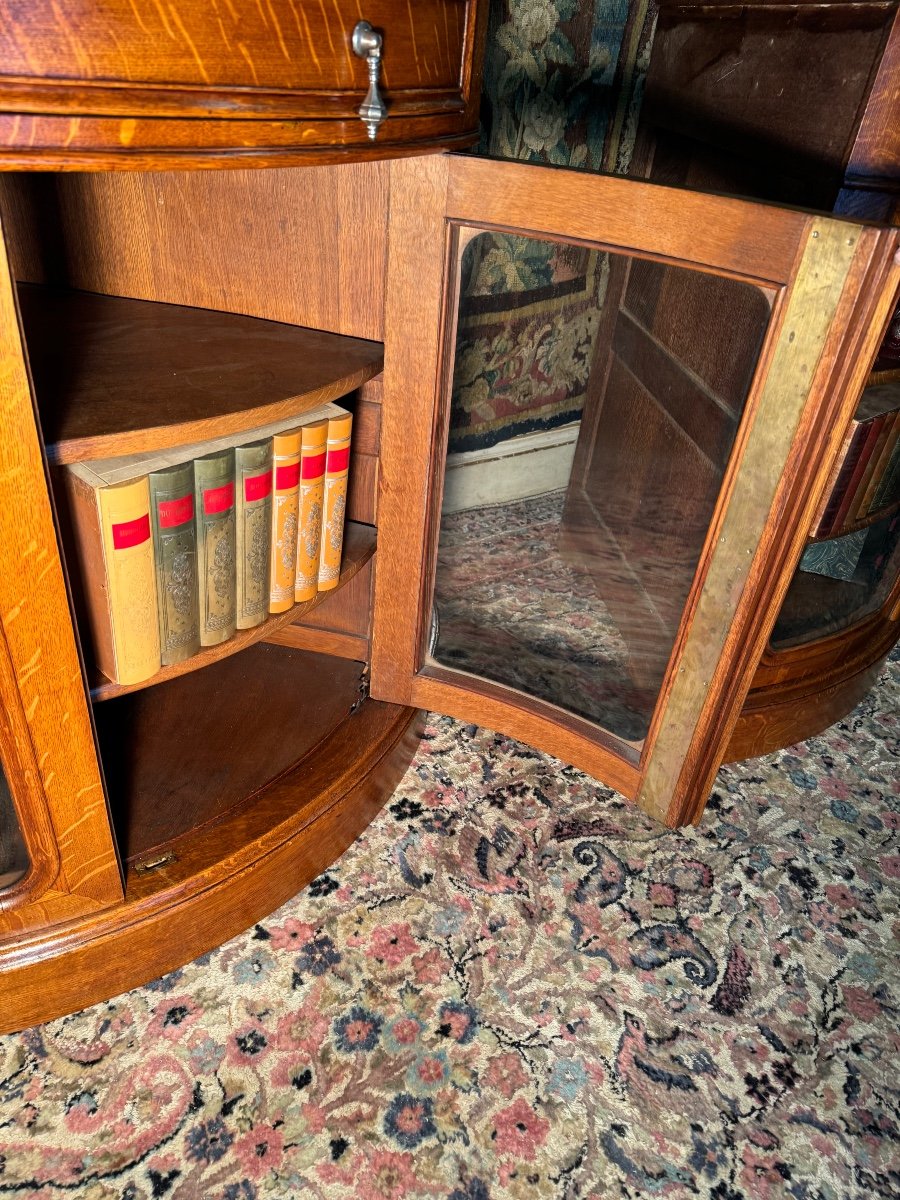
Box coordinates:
[442,422,579,514]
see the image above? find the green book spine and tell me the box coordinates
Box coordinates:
[194,448,236,647]
[148,461,200,666]
[235,439,273,629]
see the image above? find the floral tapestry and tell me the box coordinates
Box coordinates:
[450,0,657,452]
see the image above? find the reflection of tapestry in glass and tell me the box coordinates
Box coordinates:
[447,0,658,453]
[449,237,608,452]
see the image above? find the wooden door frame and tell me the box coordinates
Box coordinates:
[372,154,900,826]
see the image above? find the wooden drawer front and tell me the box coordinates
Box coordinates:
[0,1,475,119]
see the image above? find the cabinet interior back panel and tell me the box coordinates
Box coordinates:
[0,163,388,342]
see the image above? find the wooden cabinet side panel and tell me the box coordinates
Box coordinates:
[0,225,122,909]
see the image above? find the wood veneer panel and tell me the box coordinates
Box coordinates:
[0,1,467,96]
[90,522,374,701]
[0,699,422,1031]
[0,223,122,908]
[94,645,366,860]
[0,166,389,342]
[446,157,807,284]
[18,287,383,464]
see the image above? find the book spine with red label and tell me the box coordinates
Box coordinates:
[148,461,200,666]
[294,417,328,603]
[63,465,161,685]
[269,429,302,613]
[235,439,273,629]
[318,410,353,592]
[194,447,237,646]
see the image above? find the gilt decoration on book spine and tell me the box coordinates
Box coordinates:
[195,448,236,646]
[236,439,273,629]
[149,461,200,665]
[295,418,328,603]
[270,429,302,613]
[319,410,353,592]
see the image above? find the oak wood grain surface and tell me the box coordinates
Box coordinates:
[0,223,123,918]
[0,166,389,341]
[0,0,489,166]
[94,646,367,859]
[18,286,383,463]
[0,699,422,1032]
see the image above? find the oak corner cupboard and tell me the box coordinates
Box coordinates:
[0,0,898,1034]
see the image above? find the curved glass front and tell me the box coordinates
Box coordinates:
[430,231,771,744]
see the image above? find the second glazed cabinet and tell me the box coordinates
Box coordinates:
[0,0,898,1031]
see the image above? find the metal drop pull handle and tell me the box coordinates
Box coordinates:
[351,20,388,140]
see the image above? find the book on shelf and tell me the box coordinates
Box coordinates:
[856,409,899,517]
[270,429,302,613]
[235,439,273,629]
[319,409,353,592]
[62,466,161,685]
[194,447,237,646]
[148,461,200,666]
[812,382,900,537]
[57,398,356,681]
[295,417,328,604]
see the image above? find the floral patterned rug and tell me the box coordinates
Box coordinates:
[2,651,898,1198]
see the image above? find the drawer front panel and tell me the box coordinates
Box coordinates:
[0,1,472,116]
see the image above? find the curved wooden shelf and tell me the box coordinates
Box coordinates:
[16,285,384,464]
[0,694,423,1034]
[90,522,375,702]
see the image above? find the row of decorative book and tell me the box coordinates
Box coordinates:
[62,402,353,686]
[812,383,900,539]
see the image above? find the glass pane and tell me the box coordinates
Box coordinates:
[0,759,29,892]
[771,513,900,648]
[431,230,771,745]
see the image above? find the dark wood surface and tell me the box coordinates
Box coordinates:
[0,0,489,167]
[94,645,367,859]
[643,1,898,209]
[18,286,383,463]
[634,4,900,762]
[89,522,374,701]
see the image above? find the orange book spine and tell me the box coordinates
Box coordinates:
[269,429,302,613]
[318,411,353,592]
[294,418,328,603]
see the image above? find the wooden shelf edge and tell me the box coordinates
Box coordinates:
[0,701,423,1034]
[90,522,375,702]
[808,495,900,543]
[48,361,383,465]
[15,285,384,465]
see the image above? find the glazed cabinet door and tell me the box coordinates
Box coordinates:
[371,154,900,827]
[0,223,122,934]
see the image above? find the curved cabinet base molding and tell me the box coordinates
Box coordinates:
[0,700,422,1035]
[728,656,891,762]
